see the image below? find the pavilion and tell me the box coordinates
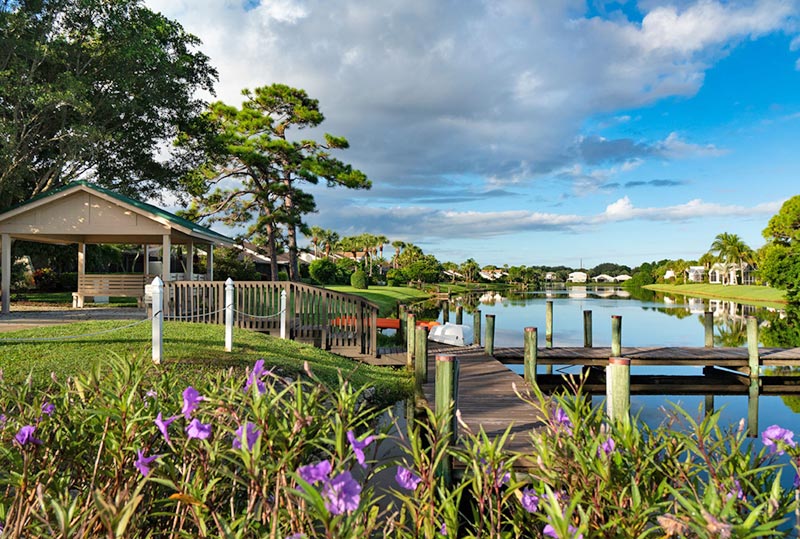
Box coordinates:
[0,181,234,314]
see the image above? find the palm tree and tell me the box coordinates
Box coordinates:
[321,230,339,259]
[306,226,325,258]
[709,232,753,285]
[391,240,405,269]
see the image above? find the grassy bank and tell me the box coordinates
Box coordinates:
[326,285,431,316]
[0,320,411,404]
[644,283,787,308]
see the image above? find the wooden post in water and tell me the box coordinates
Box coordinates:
[435,354,460,486]
[415,326,429,397]
[545,301,554,348]
[748,378,759,438]
[406,313,416,368]
[474,309,482,346]
[442,300,449,324]
[455,305,463,325]
[606,357,630,423]
[485,314,496,356]
[747,316,759,379]
[611,315,622,358]
[583,310,593,348]
[524,327,538,386]
[704,311,714,348]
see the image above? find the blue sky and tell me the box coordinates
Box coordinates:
[149,0,800,268]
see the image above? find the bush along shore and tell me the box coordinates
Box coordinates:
[1,356,800,537]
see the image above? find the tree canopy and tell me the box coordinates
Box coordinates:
[0,0,217,207]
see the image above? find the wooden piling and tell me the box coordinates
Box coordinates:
[705,394,715,416]
[748,378,759,438]
[474,309,482,346]
[611,315,622,358]
[747,316,759,379]
[545,300,553,348]
[485,314,496,356]
[406,313,416,368]
[435,354,459,485]
[524,327,538,386]
[399,304,407,340]
[583,310,592,348]
[704,311,714,348]
[415,326,429,397]
[442,300,450,324]
[606,357,630,423]
[455,305,463,325]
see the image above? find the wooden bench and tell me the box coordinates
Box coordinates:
[73,274,147,308]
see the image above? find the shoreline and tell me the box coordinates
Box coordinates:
[643,283,787,309]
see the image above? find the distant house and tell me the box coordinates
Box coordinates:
[663,269,677,280]
[567,271,588,283]
[545,272,558,281]
[479,269,507,281]
[685,266,706,283]
[614,274,632,282]
[592,274,615,283]
[709,262,756,285]
[443,269,463,280]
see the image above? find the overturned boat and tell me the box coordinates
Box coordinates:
[428,323,474,346]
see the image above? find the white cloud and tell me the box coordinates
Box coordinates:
[656,132,728,158]
[145,0,797,188]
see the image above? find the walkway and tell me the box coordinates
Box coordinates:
[0,306,144,333]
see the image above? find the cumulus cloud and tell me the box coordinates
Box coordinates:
[145,0,797,189]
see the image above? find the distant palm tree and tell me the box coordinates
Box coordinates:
[306,226,325,258]
[391,240,405,269]
[321,230,339,259]
[709,232,753,285]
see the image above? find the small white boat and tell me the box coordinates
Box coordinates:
[428,323,474,346]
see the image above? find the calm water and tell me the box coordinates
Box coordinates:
[431,285,800,438]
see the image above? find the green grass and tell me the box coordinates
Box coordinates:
[644,283,787,308]
[326,285,431,316]
[0,321,412,406]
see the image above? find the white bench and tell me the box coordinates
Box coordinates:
[73,274,147,308]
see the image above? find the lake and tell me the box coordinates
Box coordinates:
[430,285,800,438]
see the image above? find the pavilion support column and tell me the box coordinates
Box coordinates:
[206,244,214,281]
[76,242,86,308]
[186,241,194,281]
[2,234,11,314]
[162,234,171,282]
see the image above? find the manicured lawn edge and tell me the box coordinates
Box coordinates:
[644,283,787,308]
[325,285,431,316]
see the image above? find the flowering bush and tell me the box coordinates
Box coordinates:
[0,356,799,538]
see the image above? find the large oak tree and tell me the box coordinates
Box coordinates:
[0,0,217,206]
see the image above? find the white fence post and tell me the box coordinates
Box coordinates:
[280,289,287,340]
[225,277,234,352]
[151,276,163,364]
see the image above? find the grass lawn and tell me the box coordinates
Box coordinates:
[0,321,412,406]
[326,285,431,316]
[644,283,787,308]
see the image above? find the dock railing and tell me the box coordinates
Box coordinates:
[162,280,379,357]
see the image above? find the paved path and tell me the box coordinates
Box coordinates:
[0,306,144,332]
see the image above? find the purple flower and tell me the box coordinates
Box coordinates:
[543,524,583,539]
[554,406,573,435]
[0,414,6,424]
[145,389,158,399]
[726,479,745,501]
[598,437,615,457]
[521,488,539,513]
[233,422,261,451]
[440,522,447,536]
[286,535,305,539]
[15,425,42,446]
[155,413,178,445]
[244,359,272,394]
[41,402,55,416]
[761,425,796,455]
[134,449,159,477]
[395,466,422,491]
[181,386,204,418]
[794,474,800,489]
[322,471,362,515]
[347,430,375,467]
[185,418,212,440]
[297,460,332,484]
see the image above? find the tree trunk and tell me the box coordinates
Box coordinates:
[283,179,300,282]
[265,221,279,281]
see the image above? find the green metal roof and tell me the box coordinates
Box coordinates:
[0,180,234,244]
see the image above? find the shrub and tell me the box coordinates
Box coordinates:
[387,278,398,287]
[32,267,59,291]
[277,270,289,281]
[350,269,368,289]
[57,271,78,291]
[309,259,339,284]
